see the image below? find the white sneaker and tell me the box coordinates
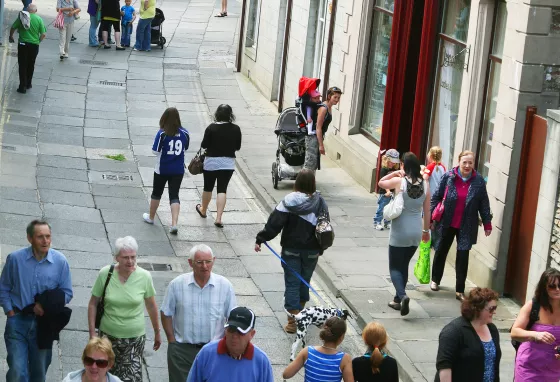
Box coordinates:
[142,213,154,224]
[430,281,439,291]
[169,226,178,234]
[374,224,384,231]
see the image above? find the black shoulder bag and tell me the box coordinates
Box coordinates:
[315,196,334,251]
[510,297,540,351]
[95,265,114,329]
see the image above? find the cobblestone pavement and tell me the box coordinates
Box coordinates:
[0,0,520,381]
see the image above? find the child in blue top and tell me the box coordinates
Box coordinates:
[120,0,135,47]
[143,108,189,234]
[283,317,353,382]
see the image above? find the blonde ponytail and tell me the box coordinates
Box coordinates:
[370,347,384,374]
[361,322,388,375]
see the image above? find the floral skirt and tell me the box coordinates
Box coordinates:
[99,331,146,382]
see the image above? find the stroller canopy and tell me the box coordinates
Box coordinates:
[298,77,321,98]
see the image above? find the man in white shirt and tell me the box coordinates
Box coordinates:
[160,244,236,382]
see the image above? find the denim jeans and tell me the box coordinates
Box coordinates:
[388,245,417,302]
[373,194,391,225]
[21,0,31,10]
[89,15,99,46]
[134,17,152,51]
[121,21,133,46]
[281,248,319,311]
[5,314,52,382]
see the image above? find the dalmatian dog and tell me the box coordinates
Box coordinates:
[287,306,351,361]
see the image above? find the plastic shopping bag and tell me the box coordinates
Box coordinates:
[414,239,431,284]
[54,11,64,29]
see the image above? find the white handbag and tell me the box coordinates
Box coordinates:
[383,178,406,221]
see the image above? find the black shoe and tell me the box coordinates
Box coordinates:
[71,35,77,41]
[104,45,111,49]
[16,87,26,94]
[60,55,64,60]
[400,296,410,316]
[26,84,32,89]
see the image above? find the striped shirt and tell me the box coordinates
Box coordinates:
[203,156,236,171]
[304,346,344,382]
[160,272,236,344]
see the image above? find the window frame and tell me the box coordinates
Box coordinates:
[312,0,328,79]
[245,0,262,61]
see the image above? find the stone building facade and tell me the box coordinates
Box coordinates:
[237,0,560,302]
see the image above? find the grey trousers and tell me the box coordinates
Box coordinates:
[168,342,202,382]
[304,135,319,171]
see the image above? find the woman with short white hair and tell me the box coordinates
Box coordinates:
[87,236,162,382]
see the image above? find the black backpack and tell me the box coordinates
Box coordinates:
[510,297,540,351]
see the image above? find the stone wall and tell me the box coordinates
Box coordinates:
[549,110,560,272]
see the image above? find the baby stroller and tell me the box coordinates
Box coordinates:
[150,8,166,49]
[271,77,320,188]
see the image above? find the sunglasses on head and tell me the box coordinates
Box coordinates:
[84,356,109,368]
[547,284,560,290]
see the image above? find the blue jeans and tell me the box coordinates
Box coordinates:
[373,194,391,225]
[282,249,319,311]
[89,15,99,46]
[121,21,133,46]
[5,314,52,382]
[134,17,152,51]
[21,0,31,10]
[388,245,417,302]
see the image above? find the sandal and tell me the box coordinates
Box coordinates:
[215,12,227,17]
[195,204,207,218]
[214,222,224,228]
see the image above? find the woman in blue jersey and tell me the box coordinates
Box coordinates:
[143,107,189,234]
[283,317,354,382]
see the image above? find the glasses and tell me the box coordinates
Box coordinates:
[84,356,109,368]
[194,260,213,266]
[485,306,498,313]
[547,284,560,290]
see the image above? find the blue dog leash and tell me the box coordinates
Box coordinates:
[263,242,329,306]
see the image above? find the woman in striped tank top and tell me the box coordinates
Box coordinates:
[283,317,354,382]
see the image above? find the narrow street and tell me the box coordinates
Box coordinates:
[0,0,521,381]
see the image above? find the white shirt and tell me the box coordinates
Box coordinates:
[160,272,236,344]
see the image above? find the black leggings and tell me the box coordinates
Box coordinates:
[203,170,234,193]
[102,19,121,33]
[431,227,470,293]
[151,173,183,204]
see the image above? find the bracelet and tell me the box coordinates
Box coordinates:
[422,229,429,233]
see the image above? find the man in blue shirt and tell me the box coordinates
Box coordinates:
[0,220,73,382]
[187,307,274,382]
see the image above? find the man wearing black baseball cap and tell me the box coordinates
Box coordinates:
[187,307,273,381]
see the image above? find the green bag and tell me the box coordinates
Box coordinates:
[414,240,431,284]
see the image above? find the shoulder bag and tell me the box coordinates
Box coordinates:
[187,148,205,175]
[383,178,406,221]
[431,186,448,222]
[315,196,334,251]
[95,264,114,329]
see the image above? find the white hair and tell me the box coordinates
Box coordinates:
[189,244,214,260]
[114,236,138,257]
[27,4,37,12]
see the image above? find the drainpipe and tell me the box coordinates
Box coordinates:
[278,0,294,112]
[322,0,338,96]
[236,0,248,72]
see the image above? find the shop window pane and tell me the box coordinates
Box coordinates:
[442,0,471,42]
[378,0,395,12]
[429,41,467,169]
[360,11,392,142]
[492,2,507,56]
[478,62,501,182]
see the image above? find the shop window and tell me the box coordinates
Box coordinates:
[477,1,507,182]
[551,8,560,34]
[360,1,395,143]
[428,0,471,169]
[313,0,329,79]
[303,0,329,78]
[246,0,262,51]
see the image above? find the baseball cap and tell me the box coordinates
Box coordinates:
[224,307,256,334]
[308,89,321,98]
[385,149,400,164]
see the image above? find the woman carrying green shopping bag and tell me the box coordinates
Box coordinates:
[378,152,431,316]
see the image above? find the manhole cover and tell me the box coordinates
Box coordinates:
[2,145,16,151]
[137,262,172,271]
[80,59,108,66]
[163,63,198,70]
[101,174,133,181]
[5,108,20,113]
[99,80,125,87]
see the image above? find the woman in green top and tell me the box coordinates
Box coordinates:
[134,0,155,51]
[88,236,162,382]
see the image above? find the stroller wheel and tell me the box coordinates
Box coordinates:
[272,162,279,189]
